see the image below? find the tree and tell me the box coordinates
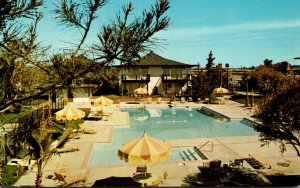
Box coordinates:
[263,59,272,68]
[1,0,171,186]
[0,0,171,111]
[273,61,291,74]
[0,1,54,112]
[84,67,120,95]
[240,66,290,97]
[29,106,56,187]
[254,80,300,157]
[191,51,220,98]
[206,50,215,69]
[225,63,230,89]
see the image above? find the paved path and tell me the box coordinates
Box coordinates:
[204,100,256,119]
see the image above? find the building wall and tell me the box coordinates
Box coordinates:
[61,88,93,102]
[148,67,163,95]
[120,66,191,96]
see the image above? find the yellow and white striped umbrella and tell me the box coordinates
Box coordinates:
[93,96,113,106]
[213,87,229,94]
[134,87,147,95]
[55,107,85,121]
[118,133,170,164]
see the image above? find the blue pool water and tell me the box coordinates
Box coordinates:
[88,107,258,166]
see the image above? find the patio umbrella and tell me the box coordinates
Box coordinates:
[93,96,114,106]
[55,107,85,121]
[118,132,170,164]
[213,87,229,94]
[93,96,113,112]
[134,87,147,96]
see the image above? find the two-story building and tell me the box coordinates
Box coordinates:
[118,52,194,96]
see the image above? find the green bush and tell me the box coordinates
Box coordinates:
[1,165,23,186]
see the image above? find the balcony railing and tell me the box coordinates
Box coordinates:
[162,74,191,81]
[121,74,150,82]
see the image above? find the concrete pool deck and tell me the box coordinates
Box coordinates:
[14,100,300,187]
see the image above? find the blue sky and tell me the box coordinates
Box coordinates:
[38,0,300,67]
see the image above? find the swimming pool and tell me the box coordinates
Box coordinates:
[88,107,258,166]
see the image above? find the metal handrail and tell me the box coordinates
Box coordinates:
[195,141,213,152]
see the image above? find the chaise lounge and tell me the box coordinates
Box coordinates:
[54,171,88,187]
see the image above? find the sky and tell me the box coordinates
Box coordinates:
[38,0,300,67]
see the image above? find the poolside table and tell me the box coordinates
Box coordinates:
[133,173,159,187]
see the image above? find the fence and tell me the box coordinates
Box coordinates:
[4,99,65,154]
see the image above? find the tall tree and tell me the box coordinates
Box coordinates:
[225,63,230,89]
[263,59,272,68]
[191,51,219,98]
[254,79,300,157]
[1,0,171,186]
[206,50,215,69]
[0,0,171,111]
[273,61,291,74]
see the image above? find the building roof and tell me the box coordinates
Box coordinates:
[120,52,194,67]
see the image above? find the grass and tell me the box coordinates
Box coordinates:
[0,98,48,125]
[0,106,34,124]
[230,94,265,106]
[1,165,24,186]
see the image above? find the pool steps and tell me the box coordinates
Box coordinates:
[179,147,208,161]
[199,106,230,120]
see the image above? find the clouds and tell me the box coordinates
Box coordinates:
[154,18,300,67]
[156,19,300,40]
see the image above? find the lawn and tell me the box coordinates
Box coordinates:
[230,94,265,106]
[0,106,34,124]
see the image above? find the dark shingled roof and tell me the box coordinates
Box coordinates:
[121,52,193,67]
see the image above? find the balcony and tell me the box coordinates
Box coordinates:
[162,74,191,82]
[121,74,150,83]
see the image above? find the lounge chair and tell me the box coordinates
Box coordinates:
[55,162,69,174]
[188,97,193,102]
[81,129,97,134]
[152,171,168,186]
[157,97,162,104]
[56,146,80,153]
[209,160,222,168]
[147,97,152,104]
[54,172,88,187]
[92,111,112,121]
[229,159,244,168]
[7,155,36,171]
[201,159,222,168]
[180,97,186,103]
[204,98,210,104]
[77,124,97,134]
[247,154,271,169]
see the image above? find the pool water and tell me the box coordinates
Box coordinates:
[88,107,257,166]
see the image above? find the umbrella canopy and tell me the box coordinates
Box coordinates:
[55,107,85,121]
[118,133,170,164]
[93,96,113,106]
[92,176,141,187]
[134,87,147,95]
[213,87,229,94]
